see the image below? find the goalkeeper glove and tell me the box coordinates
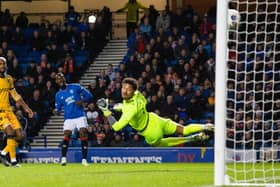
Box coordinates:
[97,98,112,117]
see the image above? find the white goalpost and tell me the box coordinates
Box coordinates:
[215,0,280,186]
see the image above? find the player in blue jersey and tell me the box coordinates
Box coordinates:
[54,73,93,166]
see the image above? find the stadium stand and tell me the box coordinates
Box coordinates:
[0,4,219,148]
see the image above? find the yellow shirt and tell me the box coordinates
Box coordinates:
[0,75,21,111]
[118,2,147,23]
[112,91,148,132]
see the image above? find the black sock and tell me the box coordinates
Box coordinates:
[80,138,88,159]
[61,137,70,157]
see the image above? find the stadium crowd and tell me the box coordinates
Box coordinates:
[0,4,220,148]
[226,5,280,150]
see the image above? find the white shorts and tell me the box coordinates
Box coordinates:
[63,116,88,131]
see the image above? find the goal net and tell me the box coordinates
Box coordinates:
[215,0,280,186]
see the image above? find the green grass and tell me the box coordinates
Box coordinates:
[226,163,280,185]
[2,163,279,187]
[0,163,214,187]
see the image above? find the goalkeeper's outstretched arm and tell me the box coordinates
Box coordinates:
[96,98,116,125]
[97,98,136,131]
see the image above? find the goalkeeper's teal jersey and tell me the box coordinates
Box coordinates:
[112,91,149,132]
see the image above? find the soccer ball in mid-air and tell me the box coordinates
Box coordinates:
[228,9,240,29]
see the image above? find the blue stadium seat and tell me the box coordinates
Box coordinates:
[75,55,87,67]
[202,112,214,119]
[185,119,201,125]
[19,63,29,74]
[23,28,35,41]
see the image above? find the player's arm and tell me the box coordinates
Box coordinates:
[53,93,62,115]
[81,86,93,102]
[112,103,137,131]
[10,88,33,118]
[116,2,129,12]
[137,2,147,10]
[113,103,123,112]
[97,98,137,131]
[76,85,93,106]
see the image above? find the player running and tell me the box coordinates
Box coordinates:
[97,77,214,147]
[54,73,93,166]
[0,57,34,167]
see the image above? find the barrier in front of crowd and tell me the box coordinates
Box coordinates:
[19,147,214,163]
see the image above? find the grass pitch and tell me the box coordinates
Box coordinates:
[0,163,214,187]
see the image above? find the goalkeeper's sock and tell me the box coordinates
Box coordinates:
[80,137,88,159]
[154,137,189,147]
[183,124,204,136]
[61,136,70,157]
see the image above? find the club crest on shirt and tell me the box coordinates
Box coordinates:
[70,89,74,94]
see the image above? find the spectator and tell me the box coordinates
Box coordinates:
[0,25,12,43]
[15,12,29,28]
[156,10,170,32]
[170,9,185,31]
[0,9,13,26]
[28,89,46,128]
[161,95,177,119]
[11,26,25,45]
[110,133,127,147]
[127,133,145,147]
[147,94,161,112]
[199,14,213,39]
[86,102,101,125]
[65,6,81,27]
[116,0,147,37]
[102,124,114,146]
[62,52,75,82]
[41,80,56,113]
[139,17,152,41]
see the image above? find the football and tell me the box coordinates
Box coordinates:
[228,9,240,29]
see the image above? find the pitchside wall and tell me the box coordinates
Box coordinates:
[19,147,214,163]
[19,147,280,163]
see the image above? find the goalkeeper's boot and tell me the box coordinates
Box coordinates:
[82,159,88,166]
[11,161,21,168]
[204,123,214,132]
[61,157,67,166]
[0,154,11,167]
[197,132,210,141]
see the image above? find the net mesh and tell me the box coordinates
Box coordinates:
[225,0,280,185]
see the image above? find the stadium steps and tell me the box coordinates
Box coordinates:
[79,39,127,87]
[29,115,64,148]
[30,39,127,148]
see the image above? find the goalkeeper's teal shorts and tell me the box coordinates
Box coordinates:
[140,112,177,145]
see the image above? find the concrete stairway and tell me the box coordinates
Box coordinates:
[30,40,127,148]
[79,40,127,87]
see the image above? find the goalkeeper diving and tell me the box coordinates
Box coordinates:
[97,77,214,147]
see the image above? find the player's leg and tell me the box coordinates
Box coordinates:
[139,113,164,146]
[10,113,24,167]
[61,119,73,166]
[147,113,212,147]
[1,125,16,167]
[153,134,209,147]
[61,129,71,166]
[77,117,89,166]
[176,123,214,136]
[145,113,188,147]
[14,128,24,143]
[79,127,88,166]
